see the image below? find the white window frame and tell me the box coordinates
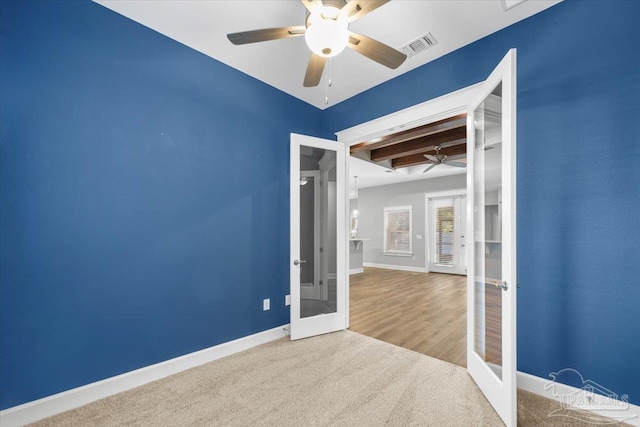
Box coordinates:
[383,205,413,256]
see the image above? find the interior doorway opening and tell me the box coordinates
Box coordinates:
[344,108,472,367]
[326,50,517,426]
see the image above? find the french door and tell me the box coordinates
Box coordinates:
[466,49,517,426]
[428,195,467,275]
[290,133,347,340]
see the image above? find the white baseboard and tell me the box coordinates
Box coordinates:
[3,328,637,427]
[349,268,364,275]
[363,262,428,273]
[0,325,290,427]
[517,371,640,426]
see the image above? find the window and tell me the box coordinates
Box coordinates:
[384,206,412,254]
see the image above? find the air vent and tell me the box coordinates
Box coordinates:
[400,32,438,58]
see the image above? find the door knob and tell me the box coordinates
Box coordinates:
[293,259,307,266]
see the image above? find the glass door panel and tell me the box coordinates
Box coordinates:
[467,49,517,427]
[473,82,504,377]
[290,134,346,340]
[299,151,337,318]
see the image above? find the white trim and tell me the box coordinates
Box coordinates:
[344,144,351,329]
[517,371,640,426]
[337,82,482,337]
[363,262,428,273]
[349,268,364,275]
[423,189,467,200]
[382,252,413,257]
[0,325,289,427]
[336,83,482,145]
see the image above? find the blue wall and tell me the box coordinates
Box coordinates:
[2,0,639,412]
[0,0,321,409]
[323,0,640,405]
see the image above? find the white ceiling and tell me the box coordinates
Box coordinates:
[95,0,555,192]
[95,0,560,109]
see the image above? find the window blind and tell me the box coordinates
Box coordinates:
[433,198,454,266]
[384,207,412,254]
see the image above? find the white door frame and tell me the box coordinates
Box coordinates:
[335,73,516,424]
[336,83,483,330]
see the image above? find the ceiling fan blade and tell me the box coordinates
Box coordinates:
[445,162,467,168]
[339,0,390,22]
[439,139,467,149]
[424,154,438,162]
[444,153,467,162]
[423,163,437,174]
[304,53,326,87]
[227,26,305,45]
[348,32,407,69]
[300,0,324,14]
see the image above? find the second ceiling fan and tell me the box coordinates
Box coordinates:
[227,0,407,87]
[422,145,467,173]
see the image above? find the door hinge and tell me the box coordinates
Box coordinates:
[320,247,323,253]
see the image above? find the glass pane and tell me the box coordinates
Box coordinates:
[473,82,503,378]
[433,198,455,266]
[299,146,337,318]
[385,209,411,253]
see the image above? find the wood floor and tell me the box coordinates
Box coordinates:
[349,267,501,368]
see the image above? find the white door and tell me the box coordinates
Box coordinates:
[290,133,347,340]
[466,49,517,426]
[428,195,467,275]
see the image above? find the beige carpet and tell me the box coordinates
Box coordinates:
[31,331,624,426]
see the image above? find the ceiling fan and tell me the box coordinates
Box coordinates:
[422,145,467,173]
[227,0,407,87]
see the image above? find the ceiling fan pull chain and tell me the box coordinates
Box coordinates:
[324,57,332,105]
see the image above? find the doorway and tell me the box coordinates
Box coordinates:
[345,112,471,367]
[427,193,467,275]
[291,50,517,426]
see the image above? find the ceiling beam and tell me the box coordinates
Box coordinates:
[392,143,466,168]
[350,114,466,154]
[370,126,466,162]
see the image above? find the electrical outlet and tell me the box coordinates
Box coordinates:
[416,234,423,240]
[263,298,270,311]
[285,294,291,306]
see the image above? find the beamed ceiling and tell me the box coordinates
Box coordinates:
[350,114,467,171]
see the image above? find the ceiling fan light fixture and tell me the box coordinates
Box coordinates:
[304,17,349,58]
